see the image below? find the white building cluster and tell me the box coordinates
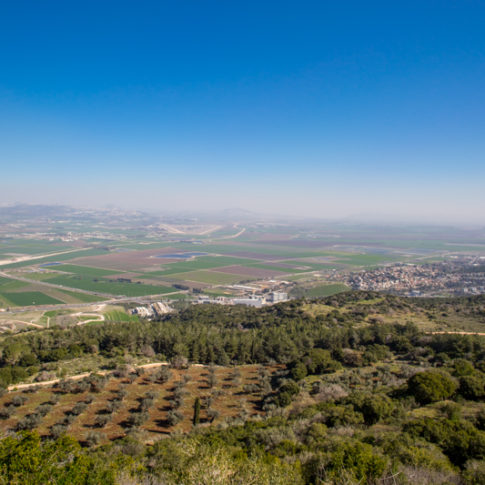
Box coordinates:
[131,301,173,318]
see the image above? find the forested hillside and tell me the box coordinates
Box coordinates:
[0,292,484,484]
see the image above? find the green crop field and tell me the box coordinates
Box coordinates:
[55,290,103,303]
[10,272,59,281]
[0,239,74,255]
[0,248,110,269]
[0,274,104,307]
[52,264,121,278]
[0,277,30,293]
[42,274,176,296]
[1,291,64,306]
[302,283,350,298]
[104,310,139,322]
[169,270,252,285]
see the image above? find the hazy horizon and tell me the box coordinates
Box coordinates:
[1,2,484,224]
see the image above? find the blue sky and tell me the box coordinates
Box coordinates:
[1,1,484,222]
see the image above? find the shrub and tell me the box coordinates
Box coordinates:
[50,423,67,439]
[322,404,364,427]
[11,395,28,407]
[85,431,106,447]
[290,362,308,381]
[70,402,88,416]
[16,413,42,431]
[127,411,149,428]
[94,414,111,428]
[106,400,122,413]
[145,390,158,400]
[359,394,394,425]
[303,349,341,374]
[140,397,155,411]
[47,394,60,405]
[171,355,188,369]
[166,410,183,426]
[36,404,52,417]
[56,380,73,394]
[405,417,485,466]
[62,414,76,425]
[279,380,300,396]
[305,441,388,483]
[408,371,458,404]
[156,366,173,384]
[207,408,220,423]
[452,359,475,377]
[0,407,14,420]
[464,459,485,484]
[208,373,217,388]
[459,375,485,400]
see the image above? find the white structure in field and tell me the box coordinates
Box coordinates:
[267,291,288,303]
[232,297,264,308]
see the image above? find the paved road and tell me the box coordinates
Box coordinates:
[0,247,92,268]
[0,270,115,298]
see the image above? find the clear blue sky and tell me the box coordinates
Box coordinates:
[1,1,484,222]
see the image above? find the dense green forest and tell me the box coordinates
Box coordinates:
[0,292,484,484]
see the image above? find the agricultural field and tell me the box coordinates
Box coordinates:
[298,283,350,298]
[169,270,254,285]
[139,256,260,277]
[49,264,121,278]
[0,248,111,270]
[214,265,286,278]
[0,364,280,444]
[0,291,63,307]
[333,253,399,266]
[0,275,95,308]
[2,216,485,312]
[42,274,175,296]
[0,238,74,256]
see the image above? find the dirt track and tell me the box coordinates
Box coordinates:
[428,331,485,336]
[7,361,205,391]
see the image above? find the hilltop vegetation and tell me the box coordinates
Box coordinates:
[0,292,484,484]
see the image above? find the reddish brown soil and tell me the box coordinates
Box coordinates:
[73,248,182,271]
[0,364,282,444]
[215,265,285,278]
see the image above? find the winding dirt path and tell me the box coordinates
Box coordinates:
[427,331,485,336]
[7,361,206,391]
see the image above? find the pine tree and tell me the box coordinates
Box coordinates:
[193,397,200,426]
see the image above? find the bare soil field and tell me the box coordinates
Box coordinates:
[223,251,282,260]
[214,265,285,278]
[74,248,182,271]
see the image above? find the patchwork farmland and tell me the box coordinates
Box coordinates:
[0,236,357,308]
[3,220,468,311]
